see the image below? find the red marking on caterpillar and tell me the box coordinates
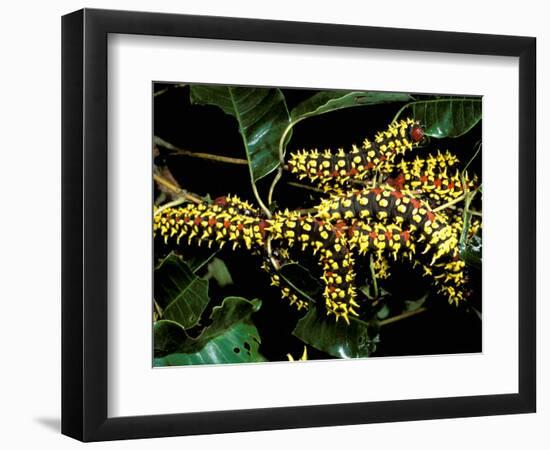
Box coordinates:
[388,173,406,190]
[325,271,333,278]
[390,190,404,199]
[434,178,442,188]
[371,187,382,195]
[223,219,231,229]
[208,217,217,227]
[420,175,428,183]
[401,230,410,241]
[194,216,202,225]
[385,231,393,240]
[237,223,244,231]
[349,168,358,176]
[426,211,435,222]
[258,220,268,235]
[214,196,227,206]
[369,231,378,239]
[335,220,347,230]
[448,181,455,190]
[410,198,422,209]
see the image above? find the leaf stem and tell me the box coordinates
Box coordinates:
[369,255,379,300]
[268,120,297,205]
[379,307,427,327]
[432,194,466,212]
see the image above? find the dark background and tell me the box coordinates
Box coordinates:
[153,82,482,361]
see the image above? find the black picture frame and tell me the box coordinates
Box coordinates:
[62,8,536,442]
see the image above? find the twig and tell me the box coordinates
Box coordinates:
[153,174,203,204]
[153,83,186,98]
[155,136,249,165]
[379,307,427,326]
[369,254,379,300]
[432,194,466,212]
[286,181,325,194]
[154,197,187,216]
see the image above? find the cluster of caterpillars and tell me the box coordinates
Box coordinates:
[154,118,479,324]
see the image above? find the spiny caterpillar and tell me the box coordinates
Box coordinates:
[155,119,479,324]
[154,196,358,323]
[315,185,465,304]
[389,151,478,205]
[287,118,424,192]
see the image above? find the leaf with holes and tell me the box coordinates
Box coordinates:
[154,297,264,365]
[154,253,210,329]
[154,322,265,366]
[397,97,482,138]
[190,85,291,181]
[293,305,379,358]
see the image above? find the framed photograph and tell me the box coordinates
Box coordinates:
[62,8,536,442]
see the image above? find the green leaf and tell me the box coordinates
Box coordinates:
[204,257,233,287]
[293,306,379,358]
[397,98,482,138]
[154,253,210,329]
[279,262,322,304]
[154,322,265,366]
[404,293,429,312]
[461,234,482,269]
[190,85,291,181]
[291,91,413,122]
[154,297,264,366]
[185,248,218,273]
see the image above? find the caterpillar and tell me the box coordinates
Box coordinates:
[287,118,424,193]
[315,185,465,304]
[154,196,358,324]
[388,151,477,205]
[344,212,466,304]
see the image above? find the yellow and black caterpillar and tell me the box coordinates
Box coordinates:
[155,119,478,324]
[287,118,424,193]
[154,195,358,323]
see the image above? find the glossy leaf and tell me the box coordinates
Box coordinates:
[291,91,413,122]
[154,253,210,329]
[293,306,379,358]
[154,322,265,366]
[398,98,482,138]
[154,297,264,365]
[190,85,291,181]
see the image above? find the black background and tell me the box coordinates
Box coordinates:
[153,82,482,361]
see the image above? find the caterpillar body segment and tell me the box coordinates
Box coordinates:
[287,118,424,192]
[346,221,415,260]
[261,260,309,311]
[391,151,477,204]
[315,185,442,233]
[153,201,264,251]
[268,211,358,323]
